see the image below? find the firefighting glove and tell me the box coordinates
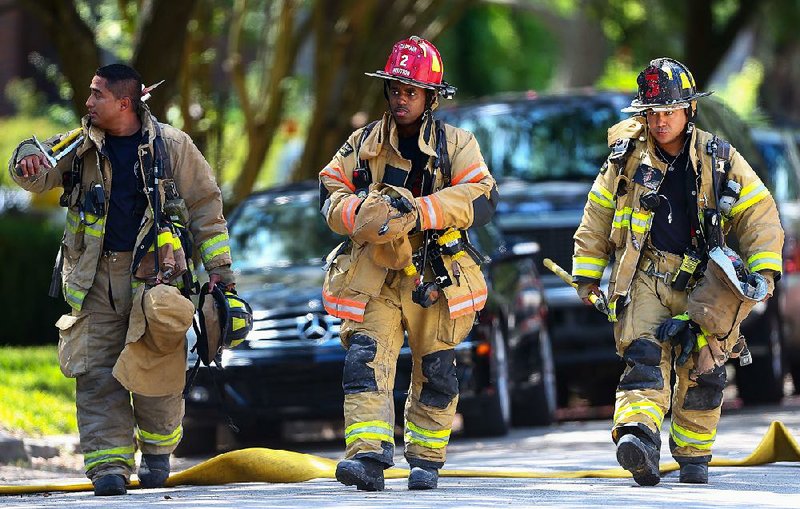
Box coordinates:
[655,313,698,366]
[388,195,414,214]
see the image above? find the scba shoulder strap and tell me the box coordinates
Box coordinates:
[352,120,380,196]
[351,119,452,196]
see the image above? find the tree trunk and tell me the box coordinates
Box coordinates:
[18,0,99,115]
[685,0,762,87]
[229,0,306,205]
[295,0,472,183]
[132,0,199,119]
[759,38,800,125]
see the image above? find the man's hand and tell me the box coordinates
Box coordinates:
[655,313,697,366]
[208,264,235,292]
[576,282,601,306]
[15,153,51,177]
[758,270,775,302]
[208,273,235,293]
[208,273,222,292]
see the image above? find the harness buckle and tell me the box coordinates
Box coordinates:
[644,263,672,285]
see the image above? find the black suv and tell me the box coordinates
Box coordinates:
[177,182,554,455]
[437,90,786,406]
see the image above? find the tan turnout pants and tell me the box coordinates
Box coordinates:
[612,249,725,461]
[339,270,475,469]
[68,251,184,481]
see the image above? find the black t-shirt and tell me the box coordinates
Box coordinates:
[397,135,429,197]
[649,148,692,255]
[103,130,148,251]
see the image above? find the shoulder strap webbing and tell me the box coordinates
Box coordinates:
[353,120,380,194]
[435,120,451,187]
[151,119,179,201]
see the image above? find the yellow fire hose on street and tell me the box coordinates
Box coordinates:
[1,421,799,494]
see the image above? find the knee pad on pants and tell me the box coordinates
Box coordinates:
[619,338,664,391]
[342,334,378,394]
[420,349,459,409]
[683,364,726,410]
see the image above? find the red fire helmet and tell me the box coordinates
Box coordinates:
[365,36,455,98]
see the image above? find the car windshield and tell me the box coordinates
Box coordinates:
[438,95,629,182]
[229,191,342,271]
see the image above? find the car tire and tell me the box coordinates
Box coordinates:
[173,422,217,457]
[461,320,511,437]
[736,306,785,404]
[512,329,557,427]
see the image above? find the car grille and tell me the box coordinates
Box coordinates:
[247,310,341,345]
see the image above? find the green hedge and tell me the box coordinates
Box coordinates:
[0,210,66,345]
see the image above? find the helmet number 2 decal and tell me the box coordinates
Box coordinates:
[400,55,409,67]
[645,70,660,98]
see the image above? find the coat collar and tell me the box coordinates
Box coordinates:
[359,111,439,161]
[644,126,701,175]
[76,104,158,157]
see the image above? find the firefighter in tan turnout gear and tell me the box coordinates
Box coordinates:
[319,36,499,491]
[10,64,234,496]
[573,58,783,486]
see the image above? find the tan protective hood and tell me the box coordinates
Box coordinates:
[113,284,195,397]
[688,247,768,339]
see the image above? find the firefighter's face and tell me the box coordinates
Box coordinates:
[388,81,426,130]
[85,76,125,129]
[646,108,689,154]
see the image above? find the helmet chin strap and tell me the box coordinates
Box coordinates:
[425,89,436,110]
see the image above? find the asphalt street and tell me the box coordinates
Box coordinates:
[1,402,799,508]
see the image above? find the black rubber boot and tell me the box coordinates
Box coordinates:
[335,458,385,491]
[408,466,439,490]
[616,434,661,486]
[93,474,127,496]
[138,453,171,488]
[679,462,708,484]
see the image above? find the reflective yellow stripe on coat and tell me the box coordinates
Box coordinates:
[572,256,608,280]
[730,181,770,216]
[199,233,231,263]
[588,182,615,209]
[612,208,651,234]
[747,251,782,273]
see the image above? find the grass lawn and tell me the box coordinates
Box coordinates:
[0,346,77,436]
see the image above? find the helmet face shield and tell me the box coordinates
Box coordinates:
[646,102,690,112]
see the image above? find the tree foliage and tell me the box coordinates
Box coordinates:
[10,0,800,202]
[18,0,197,120]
